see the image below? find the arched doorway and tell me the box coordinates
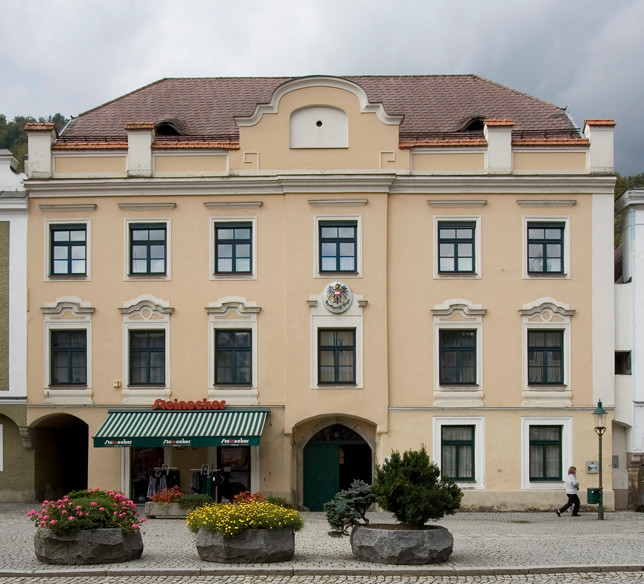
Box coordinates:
[303,423,372,511]
[32,414,88,501]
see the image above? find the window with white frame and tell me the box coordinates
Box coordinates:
[210,217,257,280]
[523,217,570,278]
[45,219,91,280]
[431,300,485,403]
[315,215,362,277]
[434,216,481,278]
[309,284,365,389]
[120,295,173,404]
[124,219,171,280]
[521,417,571,488]
[520,298,574,391]
[207,297,260,405]
[433,417,485,488]
[41,297,94,405]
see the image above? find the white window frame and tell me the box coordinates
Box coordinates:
[309,286,365,389]
[44,218,91,281]
[521,416,572,489]
[206,297,260,405]
[520,298,574,394]
[522,216,571,279]
[210,217,258,280]
[433,215,482,279]
[121,295,172,404]
[431,299,485,406]
[124,218,171,281]
[314,214,362,278]
[41,297,94,405]
[433,416,485,489]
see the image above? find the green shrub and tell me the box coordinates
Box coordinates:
[324,479,375,536]
[27,488,145,535]
[178,493,214,509]
[266,496,294,509]
[373,447,462,528]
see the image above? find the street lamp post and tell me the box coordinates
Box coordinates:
[592,400,607,520]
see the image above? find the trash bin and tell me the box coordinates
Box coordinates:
[587,487,601,504]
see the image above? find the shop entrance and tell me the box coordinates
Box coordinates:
[303,424,371,511]
[33,414,88,501]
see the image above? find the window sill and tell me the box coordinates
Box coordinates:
[208,387,258,405]
[316,272,360,279]
[434,388,483,407]
[122,387,171,405]
[435,273,481,279]
[314,384,359,389]
[126,274,170,280]
[44,387,92,405]
[524,273,569,279]
[522,388,571,407]
[46,275,89,281]
[211,273,257,281]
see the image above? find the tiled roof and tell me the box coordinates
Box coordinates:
[61,75,577,141]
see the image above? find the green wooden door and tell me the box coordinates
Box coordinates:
[303,442,340,511]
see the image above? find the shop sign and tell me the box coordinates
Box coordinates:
[220,438,250,446]
[152,398,226,411]
[163,438,192,447]
[102,439,133,447]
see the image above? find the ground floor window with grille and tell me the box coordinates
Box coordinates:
[441,425,475,481]
[318,329,356,384]
[529,425,562,481]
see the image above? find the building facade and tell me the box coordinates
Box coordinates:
[23,76,616,509]
[0,150,30,501]
[615,189,644,508]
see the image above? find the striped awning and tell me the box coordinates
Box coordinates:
[93,409,268,448]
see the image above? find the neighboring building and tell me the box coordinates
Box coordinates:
[23,75,616,509]
[0,150,31,501]
[615,189,644,508]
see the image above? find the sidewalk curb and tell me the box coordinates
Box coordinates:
[1,565,643,578]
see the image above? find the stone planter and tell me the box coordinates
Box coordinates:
[34,528,144,565]
[144,502,186,518]
[196,527,295,563]
[350,524,453,564]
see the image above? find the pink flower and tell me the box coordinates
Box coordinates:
[131,524,139,529]
[68,517,74,521]
[50,520,57,525]
[39,521,45,527]
[90,502,97,507]
[99,507,105,511]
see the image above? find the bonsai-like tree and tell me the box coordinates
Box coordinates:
[324,479,376,536]
[372,447,462,528]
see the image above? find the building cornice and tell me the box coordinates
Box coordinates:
[25,173,617,198]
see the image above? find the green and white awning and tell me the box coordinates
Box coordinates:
[93,409,268,448]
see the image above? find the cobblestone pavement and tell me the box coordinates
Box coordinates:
[0,502,641,582]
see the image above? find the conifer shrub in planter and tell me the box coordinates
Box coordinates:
[186,491,304,563]
[28,488,145,565]
[330,448,463,564]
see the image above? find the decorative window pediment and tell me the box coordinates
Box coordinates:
[519,297,575,320]
[120,294,173,321]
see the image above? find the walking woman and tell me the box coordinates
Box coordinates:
[556,466,580,517]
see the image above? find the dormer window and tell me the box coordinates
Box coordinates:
[460,117,484,132]
[155,121,182,136]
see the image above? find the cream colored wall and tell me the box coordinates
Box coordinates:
[53,156,126,175]
[231,86,409,171]
[154,154,227,174]
[387,194,594,408]
[412,152,485,172]
[513,151,587,171]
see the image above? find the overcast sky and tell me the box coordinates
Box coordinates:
[2,0,642,175]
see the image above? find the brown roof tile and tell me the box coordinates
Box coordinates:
[60,75,578,142]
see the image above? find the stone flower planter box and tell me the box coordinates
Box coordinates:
[196,527,295,563]
[144,502,186,518]
[34,528,144,565]
[350,524,453,564]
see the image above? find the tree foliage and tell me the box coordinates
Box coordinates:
[324,479,375,536]
[0,113,67,172]
[372,447,462,528]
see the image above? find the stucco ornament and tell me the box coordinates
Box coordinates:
[323,281,353,313]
